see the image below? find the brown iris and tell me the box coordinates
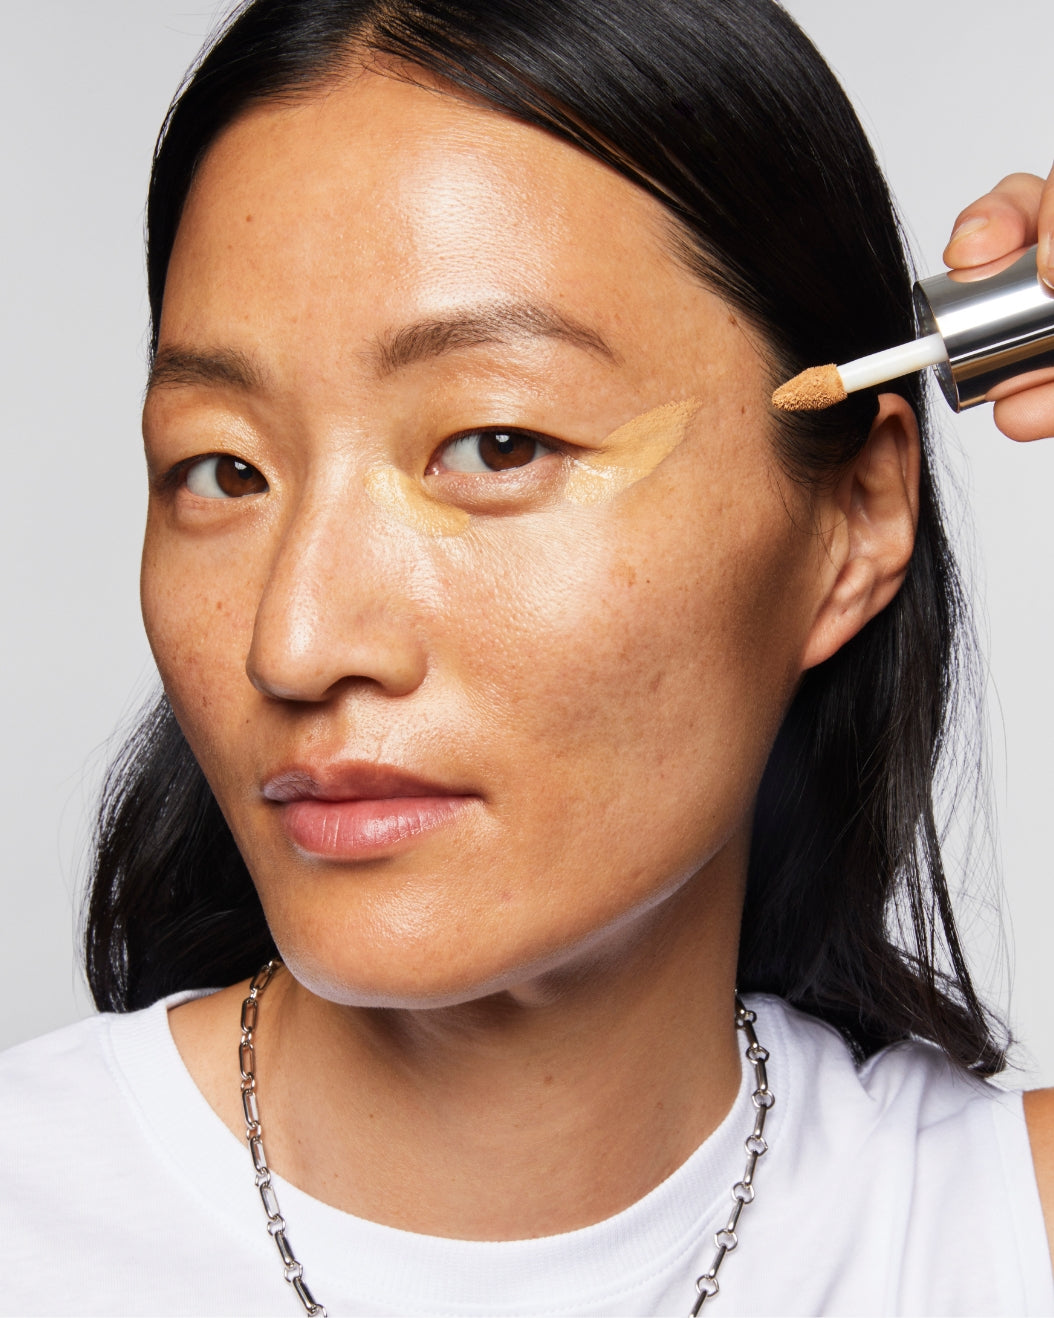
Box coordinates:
[213,456,268,496]
[475,430,539,471]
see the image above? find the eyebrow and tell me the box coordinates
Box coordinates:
[146,301,621,397]
[370,301,622,376]
[147,346,263,394]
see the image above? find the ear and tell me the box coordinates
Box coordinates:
[799,393,921,672]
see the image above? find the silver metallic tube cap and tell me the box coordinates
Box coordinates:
[913,246,1054,411]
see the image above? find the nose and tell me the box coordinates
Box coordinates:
[245,486,429,703]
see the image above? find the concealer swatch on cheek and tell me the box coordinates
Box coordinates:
[363,463,471,536]
[563,399,701,505]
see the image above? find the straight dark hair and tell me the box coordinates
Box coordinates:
[86,0,1005,1073]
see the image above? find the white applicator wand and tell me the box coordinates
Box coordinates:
[773,246,1054,413]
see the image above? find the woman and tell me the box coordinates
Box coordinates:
[2,0,1052,1313]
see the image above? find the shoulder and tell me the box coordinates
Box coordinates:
[759,994,1046,1193]
[0,1010,142,1242]
[1025,1089,1054,1269]
[0,994,220,1232]
[753,996,1054,1311]
[0,992,205,1159]
[0,1010,118,1109]
[0,995,285,1314]
[757,992,998,1123]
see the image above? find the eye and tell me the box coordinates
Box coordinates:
[184,454,268,499]
[437,428,554,474]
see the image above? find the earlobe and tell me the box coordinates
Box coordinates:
[799,393,921,671]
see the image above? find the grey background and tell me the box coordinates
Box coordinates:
[2,2,1051,1084]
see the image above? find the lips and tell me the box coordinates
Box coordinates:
[262,763,477,857]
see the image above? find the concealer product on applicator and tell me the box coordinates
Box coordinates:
[773,246,1054,412]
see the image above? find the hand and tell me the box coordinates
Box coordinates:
[943,162,1054,441]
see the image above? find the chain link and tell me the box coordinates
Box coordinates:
[240,964,770,1317]
[689,999,773,1314]
[240,961,327,1317]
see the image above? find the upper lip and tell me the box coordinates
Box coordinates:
[261,762,470,803]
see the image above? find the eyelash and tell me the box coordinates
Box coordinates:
[157,426,563,500]
[157,453,269,500]
[431,427,561,475]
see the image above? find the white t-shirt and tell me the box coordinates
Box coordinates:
[0,991,1050,1317]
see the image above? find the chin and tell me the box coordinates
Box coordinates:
[275,951,549,1011]
[269,883,683,1012]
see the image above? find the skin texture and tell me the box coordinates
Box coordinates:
[148,64,921,1239]
[945,171,1054,1267]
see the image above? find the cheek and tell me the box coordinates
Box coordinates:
[140,509,262,766]
[445,462,809,832]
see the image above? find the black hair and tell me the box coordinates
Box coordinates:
[86,0,1005,1073]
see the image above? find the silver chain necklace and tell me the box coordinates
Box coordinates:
[239,961,773,1318]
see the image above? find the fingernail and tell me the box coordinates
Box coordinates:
[949,216,988,244]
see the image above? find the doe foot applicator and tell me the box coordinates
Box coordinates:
[773,245,1054,413]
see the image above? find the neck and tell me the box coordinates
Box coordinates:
[171,856,744,1240]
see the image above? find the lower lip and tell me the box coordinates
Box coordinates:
[279,795,473,857]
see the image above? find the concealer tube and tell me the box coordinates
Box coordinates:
[773,245,1054,413]
[913,246,1054,410]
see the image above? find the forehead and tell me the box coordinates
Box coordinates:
[162,68,723,358]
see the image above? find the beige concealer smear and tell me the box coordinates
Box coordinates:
[563,399,701,505]
[363,398,701,534]
[363,463,471,536]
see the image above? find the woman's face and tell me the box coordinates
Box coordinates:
[142,67,831,1006]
